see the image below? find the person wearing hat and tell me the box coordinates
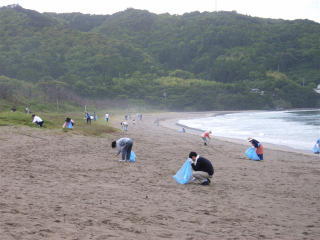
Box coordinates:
[248,137,264,160]
[188,152,214,185]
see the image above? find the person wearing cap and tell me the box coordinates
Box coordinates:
[201,130,212,145]
[111,137,133,161]
[32,114,44,127]
[188,152,214,185]
[248,138,264,160]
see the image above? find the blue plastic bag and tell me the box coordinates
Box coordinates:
[129,151,136,162]
[67,122,73,129]
[173,159,193,184]
[312,144,320,154]
[245,147,261,161]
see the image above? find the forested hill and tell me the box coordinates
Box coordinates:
[0,5,319,111]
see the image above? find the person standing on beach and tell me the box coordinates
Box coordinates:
[25,106,30,114]
[105,113,109,122]
[189,152,214,185]
[201,130,212,145]
[112,138,133,161]
[248,137,264,160]
[85,112,91,125]
[121,121,129,131]
[32,114,44,127]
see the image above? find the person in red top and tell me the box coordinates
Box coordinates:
[248,137,264,160]
[201,130,212,145]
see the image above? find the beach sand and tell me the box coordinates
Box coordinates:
[0,112,320,240]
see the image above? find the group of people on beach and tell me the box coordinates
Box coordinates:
[112,134,214,185]
[28,111,317,186]
[31,114,75,129]
[85,112,99,124]
[111,114,216,186]
[120,113,143,132]
[110,113,270,186]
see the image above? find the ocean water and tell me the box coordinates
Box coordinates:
[178,110,320,151]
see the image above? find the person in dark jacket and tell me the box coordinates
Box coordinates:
[189,152,214,185]
[85,112,91,125]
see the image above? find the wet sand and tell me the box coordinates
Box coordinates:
[0,112,320,240]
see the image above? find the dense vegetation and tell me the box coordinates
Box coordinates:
[0,5,319,111]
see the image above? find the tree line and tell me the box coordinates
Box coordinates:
[0,5,319,110]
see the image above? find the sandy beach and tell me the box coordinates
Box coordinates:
[1,112,320,240]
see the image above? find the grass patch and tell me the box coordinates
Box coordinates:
[0,112,54,127]
[0,111,117,136]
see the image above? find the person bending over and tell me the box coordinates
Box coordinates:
[189,152,214,185]
[248,137,264,160]
[32,114,44,127]
[112,138,133,161]
[201,130,212,145]
[63,117,75,129]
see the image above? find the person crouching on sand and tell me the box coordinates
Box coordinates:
[62,117,74,129]
[112,138,133,162]
[189,152,214,185]
[32,114,44,127]
[248,137,264,160]
[201,130,212,145]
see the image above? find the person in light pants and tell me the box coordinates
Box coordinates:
[189,152,214,185]
[201,130,212,145]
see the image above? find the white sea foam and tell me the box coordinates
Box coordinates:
[179,110,320,151]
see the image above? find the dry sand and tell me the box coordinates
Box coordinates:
[0,112,320,240]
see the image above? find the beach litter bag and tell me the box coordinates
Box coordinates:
[245,147,261,161]
[312,145,320,154]
[173,159,193,184]
[129,151,136,162]
[67,122,73,129]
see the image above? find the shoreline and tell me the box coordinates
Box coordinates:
[159,111,314,156]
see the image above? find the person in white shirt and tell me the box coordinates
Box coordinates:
[32,114,44,127]
[105,113,109,122]
[121,121,128,131]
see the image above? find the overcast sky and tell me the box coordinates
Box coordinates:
[1,0,319,23]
